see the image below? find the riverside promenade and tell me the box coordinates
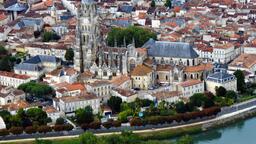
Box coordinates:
[1,98,256,143]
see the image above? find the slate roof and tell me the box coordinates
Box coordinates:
[144,39,198,59]
[15,18,43,29]
[15,55,59,71]
[119,5,134,13]
[207,70,236,84]
[5,3,28,12]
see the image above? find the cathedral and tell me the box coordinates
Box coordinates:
[74,0,145,79]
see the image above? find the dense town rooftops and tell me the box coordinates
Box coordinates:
[229,54,256,69]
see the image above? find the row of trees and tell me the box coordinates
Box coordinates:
[130,107,221,126]
[18,82,54,98]
[0,124,73,136]
[106,26,157,47]
[0,108,51,129]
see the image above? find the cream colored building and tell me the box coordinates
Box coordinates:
[0,71,31,88]
[86,80,112,102]
[206,70,237,94]
[53,93,100,114]
[152,91,182,104]
[111,88,138,103]
[178,79,204,98]
[213,43,235,64]
[131,65,154,90]
[0,86,25,105]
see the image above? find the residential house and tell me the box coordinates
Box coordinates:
[14,55,61,80]
[44,67,79,84]
[131,64,154,90]
[53,93,101,114]
[152,91,182,103]
[206,69,237,94]
[177,79,204,98]
[111,88,138,102]
[0,71,31,88]
[0,86,25,105]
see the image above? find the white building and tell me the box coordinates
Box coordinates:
[44,67,79,84]
[152,91,182,103]
[178,79,204,98]
[53,93,100,114]
[0,71,31,88]
[0,86,25,105]
[206,70,237,94]
[213,43,235,64]
[111,88,138,103]
[86,80,112,102]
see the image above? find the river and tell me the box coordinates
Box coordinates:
[178,116,256,144]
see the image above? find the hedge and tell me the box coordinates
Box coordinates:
[0,129,9,136]
[9,127,23,135]
[25,126,37,134]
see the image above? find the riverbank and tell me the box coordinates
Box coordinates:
[2,99,256,144]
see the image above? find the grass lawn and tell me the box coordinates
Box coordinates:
[238,95,256,102]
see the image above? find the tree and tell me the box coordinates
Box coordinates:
[65,48,74,62]
[26,108,48,125]
[225,90,237,101]
[55,117,65,125]
[42,31,60,42]
[0,45,8,58]
[189,93,206,107]
[79,132,98,144]
[215,86,227,97]
[176,135,194,144]
[234,70,246,93]
[107,96,122,113]
[106,26,157,47]
[151,0,155,7]
[0,56,12,71]
[164,0,172,8]
[75,106,94,125]
[18,82,54,97]
[175,101,187,113]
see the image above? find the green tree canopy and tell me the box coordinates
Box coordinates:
[0,45,8,57]
[175,101,187,113]
[79,132,98,144]
[164,0,172,8]
[215,86,227,97]
[42,31,60,42]
[151,0,156,7]
[176,135,194,144]
[189,93,206,107]
[65,48,74,62]
[18,82,54,97]
[225,90,237,101]
[0,56,12,71]
[107,96,122,113]
[55,117,65,125]
[234,70,245,93]
[106,26,157,47]
[26,108,48,125]
[75,106,94,125]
